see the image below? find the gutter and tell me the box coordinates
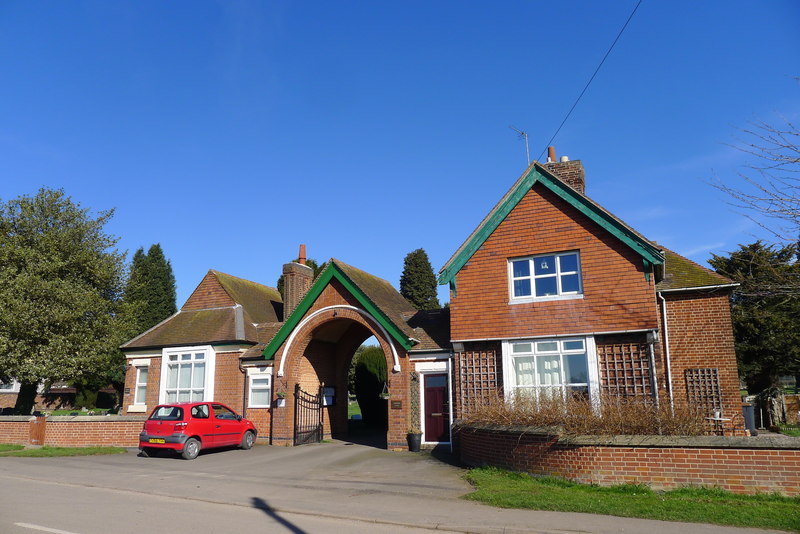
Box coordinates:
[450,328,657,344]
[657,283,739,293]
[657,291,674,414]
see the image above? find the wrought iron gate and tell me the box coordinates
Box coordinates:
[293,383,324,445]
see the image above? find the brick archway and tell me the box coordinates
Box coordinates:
[270,305,410,449]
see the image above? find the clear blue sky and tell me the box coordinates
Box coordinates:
[2,1,798,306]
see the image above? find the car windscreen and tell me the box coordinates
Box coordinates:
[149,406,184,421]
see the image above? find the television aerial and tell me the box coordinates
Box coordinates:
[509,125,530,165]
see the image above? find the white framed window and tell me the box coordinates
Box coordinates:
[502,337,599,402]
[248,374,272,408]
[0,379,20,393]
[134,366,149,405]
[509,251,582,301]
[159,346,216,404]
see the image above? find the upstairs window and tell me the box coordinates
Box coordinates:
[510,251,582,300]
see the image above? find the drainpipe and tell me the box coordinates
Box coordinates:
[646,332,660,409]
[657,292,674,414]
[239,358,247,418]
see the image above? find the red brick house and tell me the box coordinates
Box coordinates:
[439,154,740,423]
[121,153,742,448]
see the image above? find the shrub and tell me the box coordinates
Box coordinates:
[353,346,388,429]
[460,391,708,436]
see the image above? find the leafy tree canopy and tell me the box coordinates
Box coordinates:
[400,248,440,310]
[0,188,134,413]
[709,241,800,392]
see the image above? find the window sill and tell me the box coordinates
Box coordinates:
[248,405,271,409]
[508,294,584,305]
[127,405,147,413]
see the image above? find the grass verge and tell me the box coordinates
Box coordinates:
[0,444,24,453]
[0,446,126,457]
[779,424,800,438]
[464,467,800,532]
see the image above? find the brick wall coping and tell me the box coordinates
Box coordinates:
[0,415,146,422]
[456,423,800,450]
[45,415,147,422]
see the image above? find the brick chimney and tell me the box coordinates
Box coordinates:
[543,146,586,194]
[282,244,313,319]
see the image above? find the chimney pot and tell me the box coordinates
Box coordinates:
[560,155,569,162]
[547,146,556,164]
[298,244,307,266]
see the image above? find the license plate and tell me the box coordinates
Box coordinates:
[148,438,165,444]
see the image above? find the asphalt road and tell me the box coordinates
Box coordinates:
[0,442,786,534]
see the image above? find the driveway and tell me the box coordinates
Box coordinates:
[0,441,784,534]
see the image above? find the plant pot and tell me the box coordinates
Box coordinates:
[407,432,422,452]
[275,398,286,408]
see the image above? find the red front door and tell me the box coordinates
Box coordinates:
[423,373,449,443]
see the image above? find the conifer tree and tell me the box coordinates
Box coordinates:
[709,241,800,393]
[125,243,177,333]
[400,248,440,310]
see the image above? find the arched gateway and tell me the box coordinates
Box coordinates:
[260,258,451,450]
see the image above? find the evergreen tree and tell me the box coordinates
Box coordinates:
[400,248,440,310]
[125,243,177,333]
[709,241,800,393]
[0,188,133,414]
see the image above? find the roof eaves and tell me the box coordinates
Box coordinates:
[120,310,182,349]
[658,283,740,293]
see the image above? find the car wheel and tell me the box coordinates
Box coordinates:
[139,447,154,457]
[182,438,200,460]
[241,430,255,450]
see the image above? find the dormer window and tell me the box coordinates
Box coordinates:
[510,251,582,301]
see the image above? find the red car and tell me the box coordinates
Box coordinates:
[139,402,257,460]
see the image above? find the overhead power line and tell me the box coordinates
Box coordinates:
[536,0,644,162]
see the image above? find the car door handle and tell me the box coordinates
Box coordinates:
[216,425,221,428]
[431,413,442,417]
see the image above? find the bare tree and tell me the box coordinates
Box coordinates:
[714,116,800,243]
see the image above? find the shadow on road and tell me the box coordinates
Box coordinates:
[251,496,307,534]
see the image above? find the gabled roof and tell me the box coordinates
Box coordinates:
[122,269,281,351]
[657,248,736,292]
[211,270,283,323]
[438,162,665,288]
[262,259,420,359]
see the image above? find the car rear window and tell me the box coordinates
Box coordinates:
[150,406,184,421]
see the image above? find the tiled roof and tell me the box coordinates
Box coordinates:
[332,259,419,341]
[404,308,451,351]
[122,307,257,349]
[212,270,283,323]
[657,248,735,291]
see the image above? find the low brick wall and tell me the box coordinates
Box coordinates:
[0,416,146,447]
[457,424,800,496]
[0,417,32,444]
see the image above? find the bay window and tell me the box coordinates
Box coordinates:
[159,346,215,404]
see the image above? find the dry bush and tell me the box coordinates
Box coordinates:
[460,391,709,436]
